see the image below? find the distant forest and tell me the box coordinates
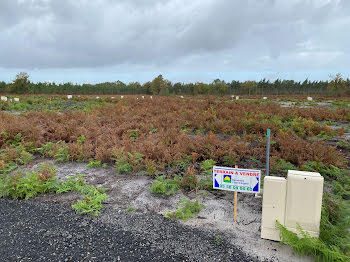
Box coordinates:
[1,73,349,96]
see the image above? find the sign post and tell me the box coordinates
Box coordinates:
[266,129,271,177]
[213,165,261,222]
[234,165,238,222]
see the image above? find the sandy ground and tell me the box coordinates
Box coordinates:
[18,159,313,262]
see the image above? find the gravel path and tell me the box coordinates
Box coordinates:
[0,198,263,262]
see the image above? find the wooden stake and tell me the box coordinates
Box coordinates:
[234,165,238,222]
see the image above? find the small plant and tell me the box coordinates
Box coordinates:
[77,135,86,145]
[115,160,132,174]
[149,128,158,134]
[128,129,140,140]
[145,159,157,176]
[337,140,350,150]
[164,197,205,221]
[315,131,335,141]
[38,163,57,181]
[112,150,132,174]
[215,235,223,246]
[72,185,108,216]
[200,159,216,172]
[126,206,135,212]
[150,175,181,196]
[172,155,191,172]
[36,142,54,157]
[112,150,144,174]
[76,135,87,161]
[86,158,101,168]
[54,146,69,162]
[223,154,239,167]
[5,133,22,146]
[181,166,199,191]
[56,175,86,193]
[270,157,297,175]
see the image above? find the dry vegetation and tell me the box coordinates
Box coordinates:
[0,96,348,170]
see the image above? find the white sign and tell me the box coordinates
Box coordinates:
[213,166,261,193]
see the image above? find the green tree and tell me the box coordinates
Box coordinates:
[0,81,8,93]
[241,81,257,95]
[10,72,30,94]
[150,75,170,95]
[327,73,347,95]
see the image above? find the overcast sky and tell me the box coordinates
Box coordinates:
[0,0,349,84]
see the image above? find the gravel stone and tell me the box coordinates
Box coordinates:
[0,198,262,262]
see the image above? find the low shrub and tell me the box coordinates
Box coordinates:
[0,171,59,200]
[150,175,181,196]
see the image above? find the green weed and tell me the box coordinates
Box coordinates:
[126,206,135,212]
[150,175,181,196]
[200,159,216,175]
[54,146,69,162]
[86,159,101,168]
[337,140,350,150]
[145,159,157,176]
[164,197,205,221]
[72,185,108,216]
[215,235,223,246]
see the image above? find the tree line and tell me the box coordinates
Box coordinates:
[1,72,349,96]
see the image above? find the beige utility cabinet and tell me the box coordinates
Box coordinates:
[261,170,324,241]
[261,176,287,241]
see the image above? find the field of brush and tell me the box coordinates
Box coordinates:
[0,94,349,261]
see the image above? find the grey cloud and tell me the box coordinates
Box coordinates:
[0,0,349,72]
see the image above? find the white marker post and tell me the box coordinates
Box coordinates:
[266,129,271,177]
[213,165,261,222]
